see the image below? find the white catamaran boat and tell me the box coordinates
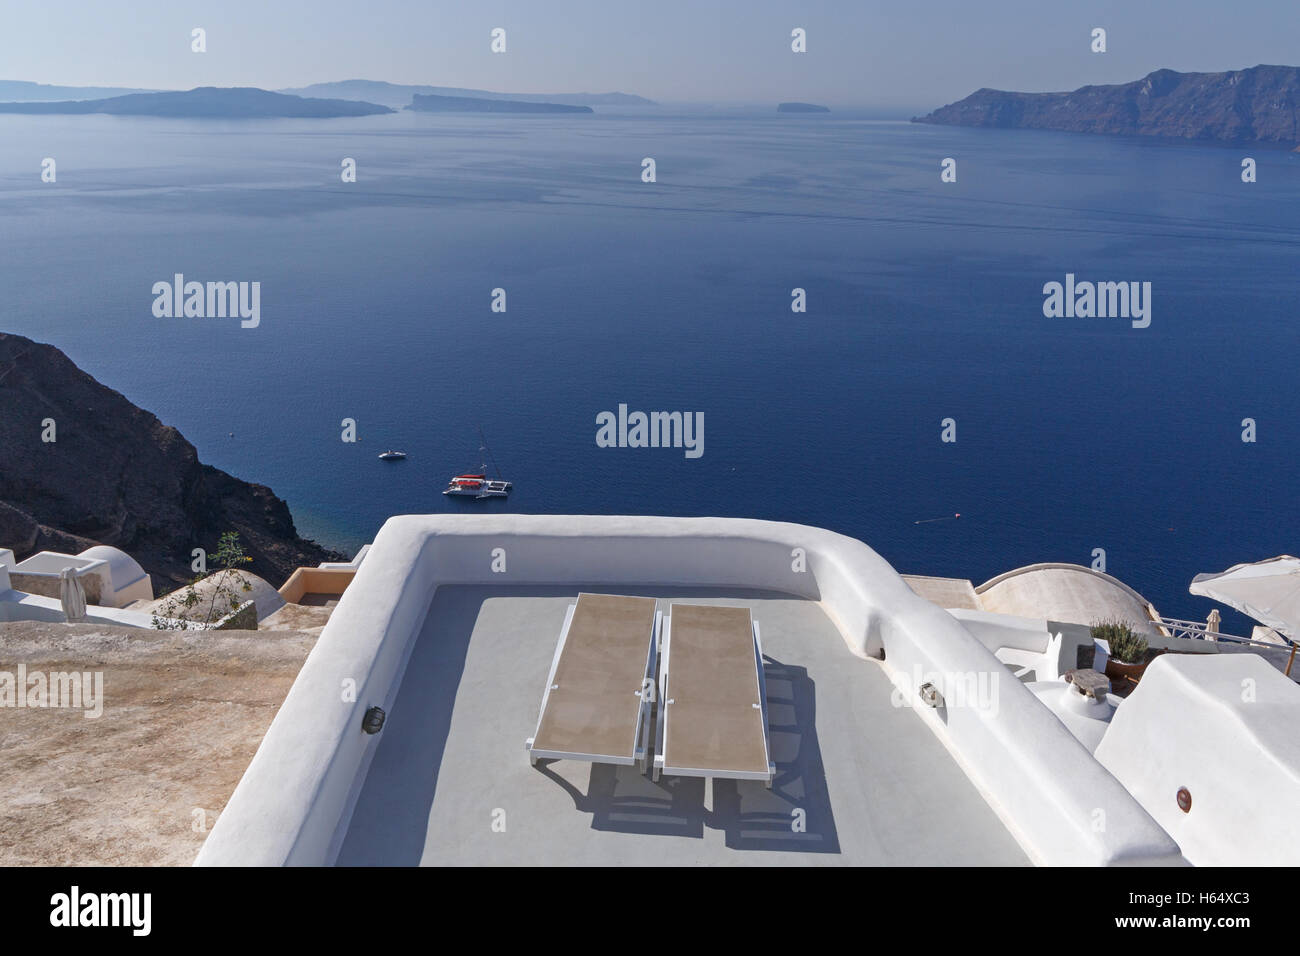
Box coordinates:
[444,430,512,499]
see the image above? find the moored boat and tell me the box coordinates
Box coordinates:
[443,429,512,498]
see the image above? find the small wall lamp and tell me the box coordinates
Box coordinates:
[362,705,386,735]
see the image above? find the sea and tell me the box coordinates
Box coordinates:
[1,108,1296,630]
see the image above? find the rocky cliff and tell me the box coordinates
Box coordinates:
[0,333,344,587]
[914,65,1300,147]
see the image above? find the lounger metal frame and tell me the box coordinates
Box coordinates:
[652,613,776,787]
[525,601,662,772]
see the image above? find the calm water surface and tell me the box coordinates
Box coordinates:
[1,110,1296,628]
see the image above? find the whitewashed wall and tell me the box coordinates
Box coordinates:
[1096,653,1300,865]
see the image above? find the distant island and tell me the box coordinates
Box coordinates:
[778,102,830,113]
[0,80,158,102]
[0,87,393,118]
[914,65,1300,148]
[407,93,592,114]
[284,79,655,108]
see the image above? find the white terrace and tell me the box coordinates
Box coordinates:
[194,515,1300,867]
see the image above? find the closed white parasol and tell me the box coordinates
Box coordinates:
[59,567,87,623]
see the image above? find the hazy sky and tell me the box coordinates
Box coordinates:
[4,0,1298,110]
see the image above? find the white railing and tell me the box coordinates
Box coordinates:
[1156,617,1240,642]
[1156,617,1297,677]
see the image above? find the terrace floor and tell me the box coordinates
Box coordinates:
[336,586,1029,866]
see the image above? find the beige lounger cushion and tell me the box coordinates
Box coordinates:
[664,604,769,775]
[532,593,658,760]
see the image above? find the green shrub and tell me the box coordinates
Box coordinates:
[152,531,254,630]
[1091,618,1148,664]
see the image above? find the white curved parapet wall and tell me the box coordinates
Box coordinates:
[195,514,1183,867]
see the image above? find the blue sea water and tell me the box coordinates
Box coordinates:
[1,110,1297,629]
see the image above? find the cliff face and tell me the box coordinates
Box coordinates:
[0,333,344,587]
[915,65,1300,147]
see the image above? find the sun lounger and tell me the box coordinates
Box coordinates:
[653,603,775,787]
[526,593,661,771]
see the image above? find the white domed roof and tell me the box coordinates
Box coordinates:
[977,563,1161,635]
[78,545,148,591]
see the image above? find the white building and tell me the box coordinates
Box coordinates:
[1,544,152,608]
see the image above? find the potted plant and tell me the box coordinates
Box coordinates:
[1091,618,1152,682]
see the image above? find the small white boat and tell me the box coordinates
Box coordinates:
[378,450,407,461]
